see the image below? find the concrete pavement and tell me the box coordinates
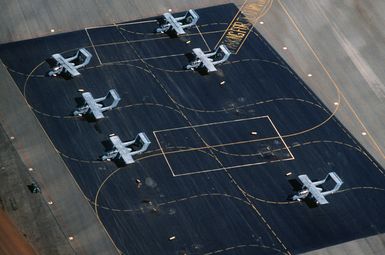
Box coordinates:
[0,61,119,254]
[1,0,384,254]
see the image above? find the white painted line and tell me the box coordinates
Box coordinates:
[106,29,224,45]
[153,131,176,177]
[102,53,187,66]
[85,28,102,65]
[155,115,294,177]
[86,19,157,30]
[160,136,280,156]
[118,19,158,26]
[195,25,211,52]
[154,115,269,133]
[213,0,249,50]
[94,30,225,65]
[266,115,295,160]
[172,158,295,177]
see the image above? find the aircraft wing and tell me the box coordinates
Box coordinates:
[192,48,217,72]
[163,13,186,35]
[52,53,81,76]
[298,175,329,204]
[109,135,134,164]
[82,92,104,119]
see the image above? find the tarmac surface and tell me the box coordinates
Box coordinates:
[1,4,385,255]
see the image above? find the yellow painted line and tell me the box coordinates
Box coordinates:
[234,0,274,54]
[215,0,273,54]
[277,0,384,160]
[153,130,177,176]
[215,0,250,47]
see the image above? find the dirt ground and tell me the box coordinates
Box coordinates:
[0,210,37,255]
